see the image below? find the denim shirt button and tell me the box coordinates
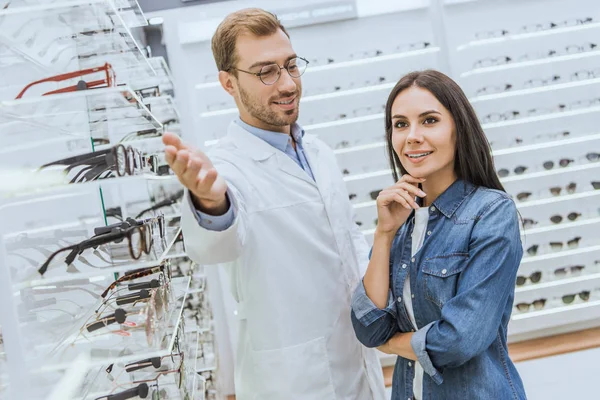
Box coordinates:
[427,231,432,236]
[408,362,412,367]
[397,297,402,303]
[430,206,436,212]
[402,264,407,269]
[411,257,415,262]
[442,269,447,275]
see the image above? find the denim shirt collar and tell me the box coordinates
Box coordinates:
[431,179,477,219]
[234,117,305,153]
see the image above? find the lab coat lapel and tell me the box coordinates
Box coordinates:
[275,151,317,187]
[302,135,327,190]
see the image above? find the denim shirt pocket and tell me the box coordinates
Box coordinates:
[422,253,469,308]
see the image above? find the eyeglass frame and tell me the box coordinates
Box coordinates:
[15,62,116,99]
[229,56,309,85]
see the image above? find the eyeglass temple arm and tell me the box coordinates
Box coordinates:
[115,289,151,306]
[39,148,111,170]
[42,78,110,96]
[86,308,127,332]
[101,265,164,298]
[134,190,184,219]
[95,383,149,400]
[128,279,160,291]
[15,63,112,99]
[94,218,139,236]
[38,244,79,275]
[125,356,163,373]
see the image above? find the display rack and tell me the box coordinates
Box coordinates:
[0,1,220,399]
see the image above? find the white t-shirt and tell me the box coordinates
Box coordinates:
[403,207,429,400]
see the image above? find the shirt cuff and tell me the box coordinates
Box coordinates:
[411,321,443,385]
[351,279,396,327]
[189,190,236,232]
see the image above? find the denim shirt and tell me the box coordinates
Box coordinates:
[351,180,527,400]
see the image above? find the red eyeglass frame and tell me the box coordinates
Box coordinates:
[15,62,116,99]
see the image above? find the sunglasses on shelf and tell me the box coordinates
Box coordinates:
[516,271,541,286]
[515,299,546,312]
[15,63,116,99]
[562,291,590,304]
[498,165,527,178]
[550,212,581,224]
[554,265,585,278]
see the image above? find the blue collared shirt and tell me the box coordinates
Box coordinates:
[193,117,314,231]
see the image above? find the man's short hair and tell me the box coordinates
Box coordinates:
[211,8,290,76]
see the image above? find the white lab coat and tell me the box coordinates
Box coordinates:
[181,122,386,400]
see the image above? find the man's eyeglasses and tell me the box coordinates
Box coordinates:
[15,63,116,99]
[230,57,309,85]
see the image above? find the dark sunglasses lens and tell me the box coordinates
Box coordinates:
[568,212,580,221]
[516,303,530,312]
[568,237,581,247]
[370,190,382,200]
[559,159,573,167]
[530,271,542,283]
[543,161,554,170]
[498,169,509,177]
[527,245,538,256]
[514,166,527,174]
[562,294,576,304]
[517,192,532,201]
[550,215,563,224]
[550,242,563,250]
[580,291,591,301]
[533,299,546,310]
[516,276,526,286]
[571,265,585,274]
[549,187,561,196]
[523,219,536,228]
[587,152,600,162]
[592,181,600,190]
[554,268,567,277]
[566,183,577,193]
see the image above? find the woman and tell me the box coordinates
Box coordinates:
[351,70,527,400]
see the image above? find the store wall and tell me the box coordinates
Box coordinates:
[143,0,600,396]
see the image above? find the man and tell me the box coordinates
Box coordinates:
[163,8,386,400]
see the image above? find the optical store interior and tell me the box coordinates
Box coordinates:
[1,0,599,399]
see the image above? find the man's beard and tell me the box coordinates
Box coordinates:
[239,84,300,127]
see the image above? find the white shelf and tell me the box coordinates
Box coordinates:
[0,0,153,82]
[482,105,600,131]
[461,49,600,78]
[509,299,600,336]
[194,47,441,91]
[0,86,163,150]
[458,21,600,51]
[470,77,600,104]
